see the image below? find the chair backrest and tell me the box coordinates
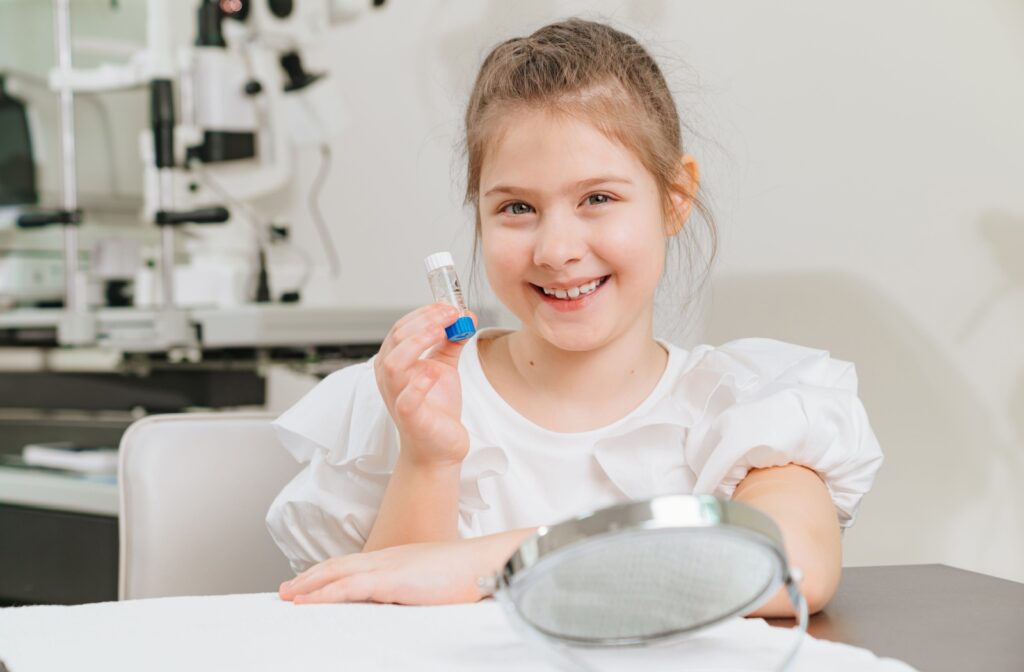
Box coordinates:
[118,412,301,600]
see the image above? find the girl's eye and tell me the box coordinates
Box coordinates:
[584,193,613,206]
[502,202,534,215]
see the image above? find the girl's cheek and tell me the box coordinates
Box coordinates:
[484,228,532,265]
[601,226,637,249]
[482,234,527,290]
[604,210,667,256]
[597,228,650,266]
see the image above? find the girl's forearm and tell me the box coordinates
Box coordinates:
[732,464,842,617]
[362,450,463,552]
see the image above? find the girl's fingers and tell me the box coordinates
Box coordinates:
[390,303,460,345]
[292,573,378,605]
[377,310,418,361]
[376,305,456,364]
[426,311,478,367]
[378,304,455,360]
[280,555,362,600]
[393,365,441,418]
[382,318,456,380]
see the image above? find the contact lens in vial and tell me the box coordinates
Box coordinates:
[424,251,476,342]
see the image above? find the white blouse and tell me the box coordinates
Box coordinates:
[266,329,883,573]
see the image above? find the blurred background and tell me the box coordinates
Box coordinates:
[0,0,1021,605]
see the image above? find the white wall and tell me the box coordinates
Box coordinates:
[5,0,1021,582]
[280,0,1024,582]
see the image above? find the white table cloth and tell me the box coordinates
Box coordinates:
[0,593,916,671]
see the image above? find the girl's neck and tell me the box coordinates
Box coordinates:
[478,325,669,432]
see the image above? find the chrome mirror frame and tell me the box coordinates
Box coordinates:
[479,495,808,671]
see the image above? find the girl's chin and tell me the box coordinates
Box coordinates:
[531,322,610,352]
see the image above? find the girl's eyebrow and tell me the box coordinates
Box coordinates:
[483,175,633,198]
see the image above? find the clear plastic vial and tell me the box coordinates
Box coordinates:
[424,251,476,342]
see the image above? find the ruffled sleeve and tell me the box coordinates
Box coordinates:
[681,338,883,528]
[265,359,400,573]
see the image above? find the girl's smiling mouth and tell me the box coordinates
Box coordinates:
[529,275,611,311]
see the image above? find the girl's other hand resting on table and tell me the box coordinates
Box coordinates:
[280,529,536,605]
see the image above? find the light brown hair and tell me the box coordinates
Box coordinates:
[463,18,717,291]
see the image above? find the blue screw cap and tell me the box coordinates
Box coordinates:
[445,315,476,342]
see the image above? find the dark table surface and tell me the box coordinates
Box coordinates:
[768,564,1024,671]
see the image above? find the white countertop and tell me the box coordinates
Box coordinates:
[0,465,118,516]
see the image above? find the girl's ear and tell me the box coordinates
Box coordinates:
[664,154,700,237]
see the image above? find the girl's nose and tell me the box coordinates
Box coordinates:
[533,214,587,271]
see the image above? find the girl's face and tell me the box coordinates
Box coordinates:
[479,109,690,352]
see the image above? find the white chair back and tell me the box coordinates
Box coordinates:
[118,412,300,600]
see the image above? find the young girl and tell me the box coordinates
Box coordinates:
[268,19,882,616]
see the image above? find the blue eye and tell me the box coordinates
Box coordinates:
[503,202,534,215]
[584,193,612,206]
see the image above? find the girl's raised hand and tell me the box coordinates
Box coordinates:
[374,303,477,468]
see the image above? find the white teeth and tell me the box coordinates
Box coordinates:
[540,277,605,300]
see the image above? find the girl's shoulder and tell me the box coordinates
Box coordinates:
[672,337,859,393]
[272,356,390,465]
